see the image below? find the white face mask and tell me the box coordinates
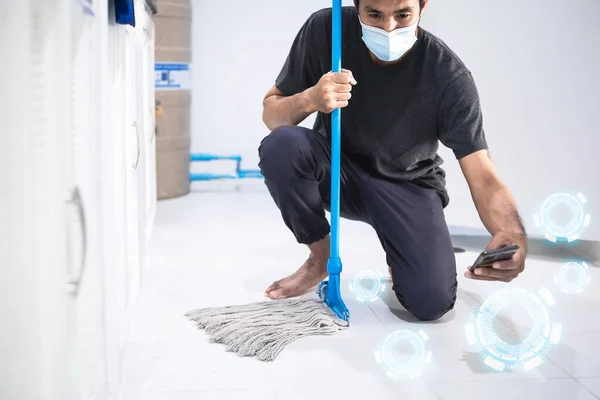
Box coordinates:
[359,18,419,62]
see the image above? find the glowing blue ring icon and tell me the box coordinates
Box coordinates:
[465,288,562,372]
[375,329,432,380]
[533,192,591,243]
[555,261,590,294]
[348,270,385,302]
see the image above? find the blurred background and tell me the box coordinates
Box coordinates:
[1,0,598,399]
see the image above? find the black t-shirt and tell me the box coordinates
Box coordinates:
[275,7,489,208]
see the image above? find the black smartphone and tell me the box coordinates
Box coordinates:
[469,245,520,272]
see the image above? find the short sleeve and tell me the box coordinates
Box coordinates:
[275,13,324,96]
[437,71,489,159]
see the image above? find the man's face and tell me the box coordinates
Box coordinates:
[356,0,425,32]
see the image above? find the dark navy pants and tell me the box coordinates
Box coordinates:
[257,126,457,321]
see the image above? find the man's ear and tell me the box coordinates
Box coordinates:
[420,0,429,14]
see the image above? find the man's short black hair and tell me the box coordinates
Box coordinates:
[354,0,426,11]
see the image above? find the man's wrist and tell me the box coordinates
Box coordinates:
[497,228,528,250]
[300,87,317,114]
[498,229,527,240]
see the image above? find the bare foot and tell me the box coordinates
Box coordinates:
[265,236,330,300]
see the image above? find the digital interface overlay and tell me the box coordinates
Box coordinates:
[349,270,386,303]
[555,261,591,294]
[375,329,433,380]
[533,192,591,243]
[465,288,562,372]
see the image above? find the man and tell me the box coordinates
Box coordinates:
[257,0,527,321]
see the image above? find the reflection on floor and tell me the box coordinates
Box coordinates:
[120,183,600,400]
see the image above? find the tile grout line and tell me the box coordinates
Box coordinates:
[574,378,600,400]
[365,302,394,333]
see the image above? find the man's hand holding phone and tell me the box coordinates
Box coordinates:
[465,231,527,283]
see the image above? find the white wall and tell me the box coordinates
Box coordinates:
[423,0,600,242]
[190,0,600,242]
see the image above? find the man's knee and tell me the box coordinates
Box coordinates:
[395,286,456,321]
[258,126,314,180]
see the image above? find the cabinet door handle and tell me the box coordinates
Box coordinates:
[132,121,140,169]
[66,186,87,294]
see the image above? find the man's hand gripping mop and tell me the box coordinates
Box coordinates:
[185,0,351,361]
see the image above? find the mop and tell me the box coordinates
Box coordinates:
[185,0,351,362]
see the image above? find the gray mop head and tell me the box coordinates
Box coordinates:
[185,298,350,361]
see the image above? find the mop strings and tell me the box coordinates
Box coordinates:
[185,298,349,361]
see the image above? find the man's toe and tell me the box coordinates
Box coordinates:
[265,280,282,294]
[269,289,285,299]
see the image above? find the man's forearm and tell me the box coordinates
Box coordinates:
[471,179,527,240]
[262,88,316,131]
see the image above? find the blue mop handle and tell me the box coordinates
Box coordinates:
[330,0,342,260]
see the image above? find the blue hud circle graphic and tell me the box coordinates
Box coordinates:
[465,288,562,372]
[375,329,432,380]
[533,192,591,243]
[348,270,385,302]
[555,261,591,294]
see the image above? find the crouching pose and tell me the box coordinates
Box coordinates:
[258,0,527,321]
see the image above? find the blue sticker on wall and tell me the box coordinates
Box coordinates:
[155,63,192,91]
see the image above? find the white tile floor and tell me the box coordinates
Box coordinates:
[121,182,600,400]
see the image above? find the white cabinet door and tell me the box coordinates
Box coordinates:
[1,0,109,398]
[1,1,70,398]
[143,18,158,241]
[135,8,158,284]
[64,0,108,398]
[100,15,131,394]
[101,7,156,394]
[124,27,142,308]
